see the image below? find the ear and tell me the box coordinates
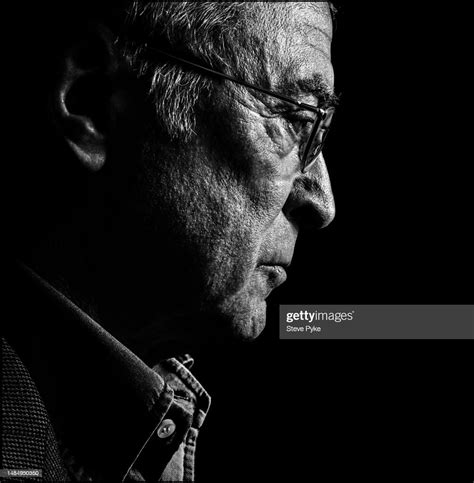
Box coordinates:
[51,23,120,172]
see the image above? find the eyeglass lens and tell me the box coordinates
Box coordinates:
[302,107,335,173]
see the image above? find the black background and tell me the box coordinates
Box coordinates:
[5,2,471,481]
[195,4,472,481]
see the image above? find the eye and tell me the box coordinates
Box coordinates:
[285,113,315,139]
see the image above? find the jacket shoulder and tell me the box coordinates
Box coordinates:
[1,337,69,481]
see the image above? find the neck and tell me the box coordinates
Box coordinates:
[18,222,214,362]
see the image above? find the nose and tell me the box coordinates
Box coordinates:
[283,154,336,231]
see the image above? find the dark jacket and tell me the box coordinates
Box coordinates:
[1,264,210,481]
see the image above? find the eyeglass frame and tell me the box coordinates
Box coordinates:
[142,44,336,174]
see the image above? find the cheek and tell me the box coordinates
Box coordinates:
[263,118,295,159]
[182,165,286,299]
[219,118,297,215]
[243,121,299,226]
[175,108,297,296]
[146,149,262,297]
[200,159,294,300]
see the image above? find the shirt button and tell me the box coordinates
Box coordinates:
[157,419,176,439]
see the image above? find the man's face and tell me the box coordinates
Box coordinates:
[99,3,335,345]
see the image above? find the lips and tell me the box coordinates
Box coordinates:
[258,258,291,270]
[258,264,288,288]
[256,243,294,293]
[259,263,288,272]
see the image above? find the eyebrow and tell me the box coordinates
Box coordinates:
[140,44,340,111]
[277,74,340,108]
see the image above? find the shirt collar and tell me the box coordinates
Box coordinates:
[6,262,210,480]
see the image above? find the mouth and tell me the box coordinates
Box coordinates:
[257,264,288,288]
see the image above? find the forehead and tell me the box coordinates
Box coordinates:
[245,3,334,93]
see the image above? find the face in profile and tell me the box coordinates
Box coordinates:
[84,3,336,347]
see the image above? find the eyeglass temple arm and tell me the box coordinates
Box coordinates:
[144,45,322,113]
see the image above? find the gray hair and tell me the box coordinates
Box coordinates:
[117,2,335,142]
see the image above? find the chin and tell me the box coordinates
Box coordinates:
[213,292,268,341]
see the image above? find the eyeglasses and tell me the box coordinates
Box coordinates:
[143,45,336,174]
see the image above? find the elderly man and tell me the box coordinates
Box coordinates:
[2,2,337,481]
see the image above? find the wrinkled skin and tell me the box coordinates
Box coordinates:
[32,3,336,358]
